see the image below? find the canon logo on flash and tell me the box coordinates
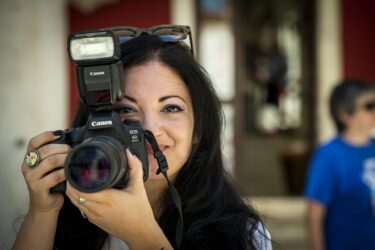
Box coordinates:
[91,121,113,127]
[89,71,105,76]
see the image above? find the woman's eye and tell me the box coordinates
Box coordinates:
[163,105,184,113]
[121,107,135,113]
[114,106,136,114]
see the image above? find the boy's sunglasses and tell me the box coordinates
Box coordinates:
[107,24,194,55]
[359,101,375,112]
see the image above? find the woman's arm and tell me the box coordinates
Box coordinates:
[125,221,173,250]
[12,209,60,250]
[306,200,326,250]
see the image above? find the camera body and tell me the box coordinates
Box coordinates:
[51,28,148,193]
[51,111,148,193]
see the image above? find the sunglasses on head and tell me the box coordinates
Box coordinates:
[105,24,194,55]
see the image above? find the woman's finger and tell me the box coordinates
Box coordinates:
[38,168,66,190]
[37,143,71,161]
[125,148,144,190]
[24,154,67,181]
[65,186,92,219]
[65,183,105,206]
[26,131,61,151]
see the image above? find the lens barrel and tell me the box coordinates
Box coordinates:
[65,136,128,192]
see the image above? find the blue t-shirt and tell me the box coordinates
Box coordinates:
[304,136,375,250]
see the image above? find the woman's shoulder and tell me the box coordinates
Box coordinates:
[250,221,272,250]
[101,235,129,250]
[199,214,272,249]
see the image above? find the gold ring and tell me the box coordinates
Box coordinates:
[78,197,86,206]
[24,150,41,168]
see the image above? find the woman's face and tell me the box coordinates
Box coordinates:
[118,61,194,181]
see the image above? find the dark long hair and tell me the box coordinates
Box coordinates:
[54,35,264,249]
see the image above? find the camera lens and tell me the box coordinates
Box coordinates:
[68,146,111,190]
[65,136,128,192]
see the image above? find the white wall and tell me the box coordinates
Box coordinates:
[0,1,68,248]
[316,0,343,142]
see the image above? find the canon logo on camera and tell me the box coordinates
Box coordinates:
[91,120,113,127]
[89,71,105,76]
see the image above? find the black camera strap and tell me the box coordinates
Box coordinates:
[144,130,184,249]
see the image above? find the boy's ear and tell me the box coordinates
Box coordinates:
[339,111,351,126]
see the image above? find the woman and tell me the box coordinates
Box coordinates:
[13,27,271,250]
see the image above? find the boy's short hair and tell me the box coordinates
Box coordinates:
[330,78,375,133]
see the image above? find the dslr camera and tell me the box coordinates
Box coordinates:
[51,29,148,193]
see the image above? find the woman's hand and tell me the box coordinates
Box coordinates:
[21,131,70,214]
[14,131,70,250]
[66,148,173,249]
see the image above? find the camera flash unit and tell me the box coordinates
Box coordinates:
[68,30,121,64]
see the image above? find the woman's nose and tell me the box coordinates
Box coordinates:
[141,112,163,137]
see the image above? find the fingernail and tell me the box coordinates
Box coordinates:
[53,130,63,136]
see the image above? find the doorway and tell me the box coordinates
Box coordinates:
[234,0,316,197]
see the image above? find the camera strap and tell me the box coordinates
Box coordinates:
[144,130,184,249]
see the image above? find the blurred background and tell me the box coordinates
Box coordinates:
[1,0,374,249]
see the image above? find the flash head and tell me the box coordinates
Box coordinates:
[68,29,124,108]
[68,30,121,65]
